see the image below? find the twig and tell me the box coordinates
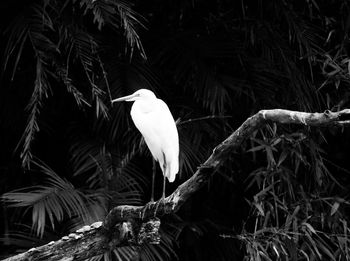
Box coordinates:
[177,115,232,126]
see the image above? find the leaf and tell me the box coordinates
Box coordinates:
[330,202,340,216]
[304,231,322,259]
[2,160,100,237]
[17,58,50,168]
[277,150,288,167]
[247,145,265,153]
[79,0,146,58]
[285,205,300,230]
[54,65,90,107]
[253,202,265,216]
[317,239,336,261]
[303,222,316,234]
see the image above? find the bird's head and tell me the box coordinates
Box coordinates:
[111,89,156,103]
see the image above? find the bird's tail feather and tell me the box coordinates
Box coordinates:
[166,159,179,183]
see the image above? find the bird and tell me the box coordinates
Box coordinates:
[111,89,179,202]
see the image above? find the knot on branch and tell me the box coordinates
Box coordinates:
[137,218,161,245]
[119,221,135,244]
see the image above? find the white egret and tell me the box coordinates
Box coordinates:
[112,89,179,202]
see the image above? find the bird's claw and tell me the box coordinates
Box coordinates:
[141,198,166,220]
[120,206,126,218]
[154,197,166,217]
[141,200,155,220]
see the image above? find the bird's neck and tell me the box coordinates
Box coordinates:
[133,99,156,113]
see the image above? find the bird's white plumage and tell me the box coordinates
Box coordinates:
[112,89,179,183]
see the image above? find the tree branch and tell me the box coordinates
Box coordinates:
[2,222,131,261]
[3,109,350,261]
[103,109,350,228]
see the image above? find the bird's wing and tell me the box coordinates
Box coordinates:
[131,99,179,181]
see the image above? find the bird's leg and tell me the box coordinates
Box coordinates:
[154,170,167,216]
[162,173,166,199]
[141,159,157,220]
[151,159,156,202]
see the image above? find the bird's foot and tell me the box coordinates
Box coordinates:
[141,200,155,220]
[154,196,166,217]
[120,205,126,218]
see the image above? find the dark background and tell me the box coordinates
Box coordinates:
[1,0,350,260]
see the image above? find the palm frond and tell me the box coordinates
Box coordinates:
[115,0,146,58]
[71,31,109,118]
[2,160,97,237]
[0,224,47,249]
[113,246,139,261]
[278,2,324,59]
[1,16,28,81]
[3,3,60,167]
[78,0,146,58]
[18,58,50,168]
[78,0,118,30]
[156,32,240,114]
[2,2,56,78]
[140,229,177,261]
[55,64,90,107]
[58,21,109,117]
[69,135,146,206]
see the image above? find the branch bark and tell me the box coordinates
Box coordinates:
[2,222,130,261]
[3,109,350,261]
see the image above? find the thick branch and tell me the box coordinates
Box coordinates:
[103,109,350,227]
[3,109,350,261]
[2,222,132,261]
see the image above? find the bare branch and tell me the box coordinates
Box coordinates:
[2,222,129,261]
[177,115,232,126]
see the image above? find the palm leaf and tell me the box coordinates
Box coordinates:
[78,0,146,58]
[55,64,90,108]
[140,229,177,261]
[2,160,97,237]
[113,246,138,261]
[69,135,146,206]
[114,0,146,58]
[4,3,59,167]
[17,58,50,168]
[0,224,52,249]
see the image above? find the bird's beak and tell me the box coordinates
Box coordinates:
[111,93,137,103]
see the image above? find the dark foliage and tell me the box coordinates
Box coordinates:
[1,0,350,260]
